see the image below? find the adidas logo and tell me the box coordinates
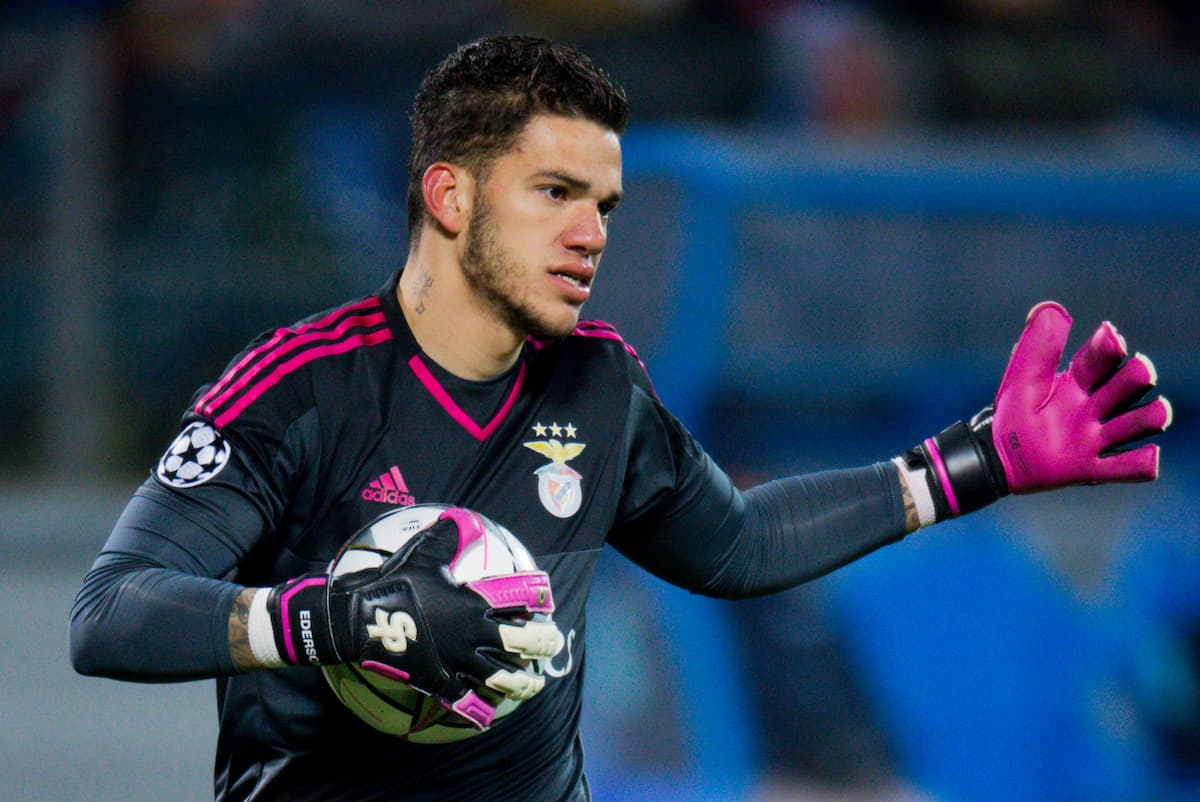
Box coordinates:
[361,466,416,506]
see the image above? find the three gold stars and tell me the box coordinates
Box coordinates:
[531,421,578,438]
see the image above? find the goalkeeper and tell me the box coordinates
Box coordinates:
[70,35,1172,802]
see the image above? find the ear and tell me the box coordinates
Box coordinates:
[421,162,472,235]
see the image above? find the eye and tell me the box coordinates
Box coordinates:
[540,185,568,201]
[598,200,618,218]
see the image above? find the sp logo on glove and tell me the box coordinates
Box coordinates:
[367,609,417,654]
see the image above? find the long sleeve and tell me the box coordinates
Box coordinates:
[610,383,907,598]
[69,477,268,681]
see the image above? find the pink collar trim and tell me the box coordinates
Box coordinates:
[407,355,525,442]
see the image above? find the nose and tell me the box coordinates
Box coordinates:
[564,204,607,257]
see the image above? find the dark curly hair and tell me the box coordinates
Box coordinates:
[406,35,628,241]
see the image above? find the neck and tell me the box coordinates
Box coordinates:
[396,251,524,381]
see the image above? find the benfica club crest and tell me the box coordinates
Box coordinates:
[524,422,586,518]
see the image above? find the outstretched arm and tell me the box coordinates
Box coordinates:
[610,302,1171,599]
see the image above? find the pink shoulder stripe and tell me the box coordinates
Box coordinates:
[571,320,657,396]
[525,321,657,397]
[526,320,648,371]
[198,310,387,419]
[195,297,381,416]
[574,319,617,333]
[194,297,384,420]
[212,327,392,427]
[569,321,644,363]
[526,319,622,347]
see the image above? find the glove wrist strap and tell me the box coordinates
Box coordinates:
[267,576,339,666]
[912,409,1010,521]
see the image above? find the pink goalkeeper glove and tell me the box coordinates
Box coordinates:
[991,301,1172,492]
[897,301,1173,522]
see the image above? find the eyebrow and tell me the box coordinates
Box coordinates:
[536,170,623,206]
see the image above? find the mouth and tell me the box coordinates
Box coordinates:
[549,263,594,299]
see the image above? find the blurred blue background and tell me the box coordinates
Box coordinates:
[2,2,1198,801]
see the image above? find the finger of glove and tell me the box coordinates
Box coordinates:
[498,620,565,660]
[403,664,475,707]
[1100,396,1174,451]
[1091,443,1161,483]
[466,571,555,615]
[485,667,545,701]
[407,669,498,730]
[997,302,1072,406]
[1068,320,1128,393]
[1089,353,1156,419]
[385,520,462,577]
[329,565,383,593]
[437,507,490,575]
[445,687,497,730]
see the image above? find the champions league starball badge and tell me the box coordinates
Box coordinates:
[156,421,232,488]
[523,422,586,518]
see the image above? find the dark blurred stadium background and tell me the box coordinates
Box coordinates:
[2,2,1198,800]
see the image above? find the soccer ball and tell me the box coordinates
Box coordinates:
[321,503,552,743]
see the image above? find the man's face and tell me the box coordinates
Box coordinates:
[460,113,623,339]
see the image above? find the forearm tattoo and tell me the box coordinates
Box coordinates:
[896,465,922,533]
[228,587,257,671]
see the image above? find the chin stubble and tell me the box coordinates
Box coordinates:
[462,199,576,339]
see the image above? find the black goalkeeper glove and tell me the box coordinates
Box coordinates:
[264,516,560,728]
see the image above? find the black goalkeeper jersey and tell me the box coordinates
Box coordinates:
[71,272,908,801]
